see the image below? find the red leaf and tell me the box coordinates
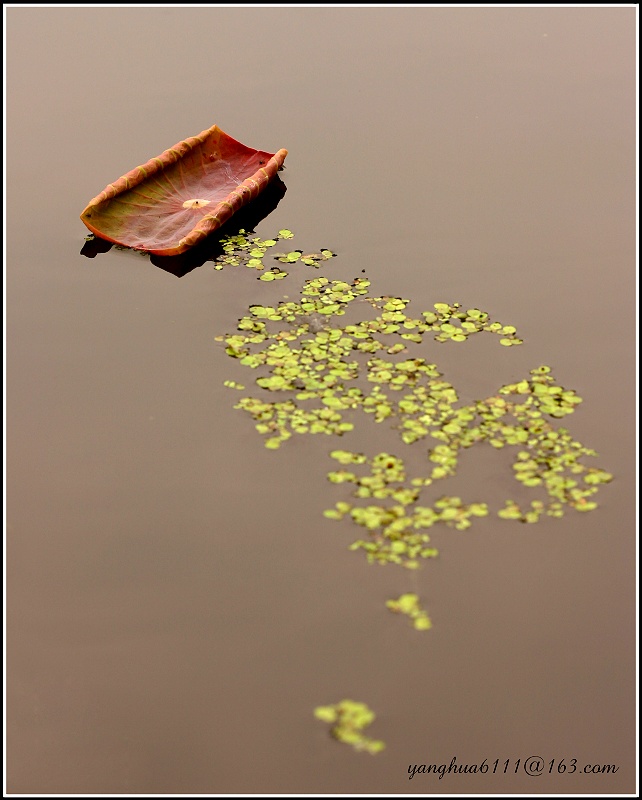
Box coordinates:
[80,124,287,256]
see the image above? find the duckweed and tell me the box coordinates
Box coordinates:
[213,229,335,274]
[314,700,385,754]
[386,593,432,630]
[217,230,612,619]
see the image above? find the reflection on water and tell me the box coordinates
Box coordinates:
[7,5,635,794]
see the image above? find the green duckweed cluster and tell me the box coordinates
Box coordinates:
[214,228,611,755]
[386,593,432,631]
[217,237,612,573]
[213,228,335,279]
[314,700,385,754]
[318,364,611,568]
[218,271,524,452]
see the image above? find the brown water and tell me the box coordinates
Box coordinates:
[6,7,636,794]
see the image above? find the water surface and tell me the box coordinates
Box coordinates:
[6,7,636,794]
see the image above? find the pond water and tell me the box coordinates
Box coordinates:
[6,7,636,794]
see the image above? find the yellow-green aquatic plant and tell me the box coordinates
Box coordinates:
[314,700,385,754]
[216,228,612,753]
[216,230,612,596]
[212,228,335,274]
[386,593,432,630]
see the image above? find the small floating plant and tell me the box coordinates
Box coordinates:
[213,228,611,755]
[386,593,432,631]
[314,700,385,755]
[216,232,612,582]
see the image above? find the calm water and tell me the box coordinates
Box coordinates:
[6,7,636,794]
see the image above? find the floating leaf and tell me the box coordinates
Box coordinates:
[81,125,287,255]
